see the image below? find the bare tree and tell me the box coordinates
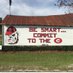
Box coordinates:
[55,0,73,13]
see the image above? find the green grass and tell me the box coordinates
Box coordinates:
[0,51,73,71]
[0,41,2,45]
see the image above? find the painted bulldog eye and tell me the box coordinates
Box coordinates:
[10,37,12,38]
[12,34,15,36]
[15,37,16,40]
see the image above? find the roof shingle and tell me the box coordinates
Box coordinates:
[2,13,73,26]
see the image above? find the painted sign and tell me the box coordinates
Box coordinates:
[3,26,73,46]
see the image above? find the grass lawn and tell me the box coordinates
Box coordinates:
[0,41,2,45]
[0,51,73,72]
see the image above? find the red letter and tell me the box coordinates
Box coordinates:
[29,27,37,32]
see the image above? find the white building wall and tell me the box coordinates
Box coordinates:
[3,25,73,46]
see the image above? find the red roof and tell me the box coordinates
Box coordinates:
[2,13,73,26]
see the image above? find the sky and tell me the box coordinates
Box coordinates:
[0,0,72,18]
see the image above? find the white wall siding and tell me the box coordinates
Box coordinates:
[3,25,73,46]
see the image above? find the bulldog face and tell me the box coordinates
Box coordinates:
[7,32,18,44]
[5,26,19,44]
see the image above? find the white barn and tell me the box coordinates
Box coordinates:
[2,13,73,46]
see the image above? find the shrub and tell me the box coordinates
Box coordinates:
[2,46,73,51]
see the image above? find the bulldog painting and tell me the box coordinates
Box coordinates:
[5,26,19,44]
